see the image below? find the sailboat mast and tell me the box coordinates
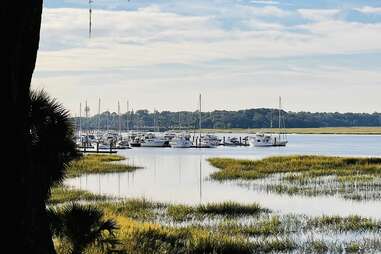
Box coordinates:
[199,94,202,138]
[89,0,92,38]
[126,100,129,132]
[118,101,121,135]
[79,102,82,136]
[97,98,101,132]
[278,96,282,139]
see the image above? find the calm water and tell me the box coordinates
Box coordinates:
[66,134,381,218]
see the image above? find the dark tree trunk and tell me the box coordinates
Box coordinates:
[2,2,55,253]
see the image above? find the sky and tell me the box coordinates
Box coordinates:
[32,0,381,115]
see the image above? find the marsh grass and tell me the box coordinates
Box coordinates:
[209,156,381,200]
[49,185,111,204]
[52,196,381,254]
[66,154,139,178]
[99,199,163,221]
[167,202,268,222]
[307,215,381,232]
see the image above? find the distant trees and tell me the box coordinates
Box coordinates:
[75,108,381,131]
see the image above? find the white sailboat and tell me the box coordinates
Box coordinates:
[250,97,288,147]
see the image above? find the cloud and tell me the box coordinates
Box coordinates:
[298,9,340,21]
[250,1,279,6]
[33,5,381,113]
[355,6,381,14]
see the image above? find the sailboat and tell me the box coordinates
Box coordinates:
[249,97,288,147]
[197,94,217,148]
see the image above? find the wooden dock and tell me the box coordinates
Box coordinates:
[78,149,117,154]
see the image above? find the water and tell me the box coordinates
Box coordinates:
[66,134,381,218]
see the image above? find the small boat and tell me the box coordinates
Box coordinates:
[224,137,240,146]
[170,135,193,148]
[141,138,168,147]
[115,140,131,149]
[249,133,288,147]
[249,96,288,147]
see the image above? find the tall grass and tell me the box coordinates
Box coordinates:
[167,202,268,222]
[66,154,139,178]
[48,185,111,205]
[208,156,381,200]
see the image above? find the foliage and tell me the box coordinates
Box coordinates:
[73,108,381,131]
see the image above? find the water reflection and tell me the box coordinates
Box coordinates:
[66,134,381,218]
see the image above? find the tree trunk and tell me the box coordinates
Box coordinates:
[2,2,55,253]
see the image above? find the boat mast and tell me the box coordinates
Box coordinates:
[97,98,101,133]
[79,102,82,137]
[278,96,282,140]
[118,101,121,135]
[126,100,129,132]
[199,94,202,141]
[178,112,181,130]
[89,0,93,38]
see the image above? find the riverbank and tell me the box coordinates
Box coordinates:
[202,127,381,135]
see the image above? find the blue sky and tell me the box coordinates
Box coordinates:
[32,0,381,114]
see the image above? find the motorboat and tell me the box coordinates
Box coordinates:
[170,135,193,148]
[141,138,168,147]
[116,140,131,149]
[140,133,169,147]
[249,96,288,147]
[224,137,240,146]
[249,132,288,147]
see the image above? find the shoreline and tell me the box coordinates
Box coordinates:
[201,127,381,135]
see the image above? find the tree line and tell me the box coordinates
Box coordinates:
[74,108,381,131]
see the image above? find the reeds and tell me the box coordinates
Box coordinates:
[66,154,140,178]
[208,156,381,200]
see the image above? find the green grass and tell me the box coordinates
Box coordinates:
[208,156,381,200]
[99,199,163,221]
[66,154,139,178]
[48,185,111,205]
[167,202,268,222]
[307,215,381,232]
[52,197,381,254]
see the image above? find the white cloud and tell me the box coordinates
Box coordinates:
[298,9,340,21]
[250,0,279,5]
[355,6,381,14]
[33,6,381,113]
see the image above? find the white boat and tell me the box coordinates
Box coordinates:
[141,138,168,147]
[249,133,288,147]
[199,139,217,148]
[250,96,288,147]
[116,140,131,149]
[224,137,240,146]
[170,135,193,148]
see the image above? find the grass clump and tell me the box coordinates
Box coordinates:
[100,199,162,221]
[167,202,268,222]
[66,154,139,178]
[308,215,381,232]
[197,202,268,216]
[209,156,381,200]
[49,185,111,205]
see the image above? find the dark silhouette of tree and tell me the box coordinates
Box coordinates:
[28,90,79,253]
[48,203,119,254]
[2,2,50,253]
